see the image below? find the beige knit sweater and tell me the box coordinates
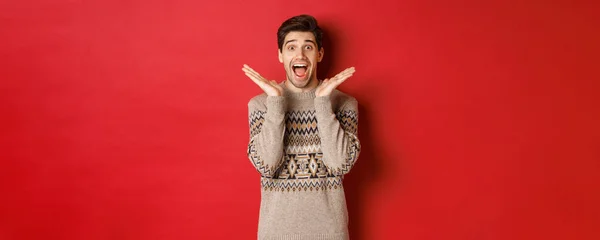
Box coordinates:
[247,82,361,240]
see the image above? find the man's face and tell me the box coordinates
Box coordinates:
[279,31,324,90]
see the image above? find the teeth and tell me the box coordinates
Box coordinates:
[293,64,307,68]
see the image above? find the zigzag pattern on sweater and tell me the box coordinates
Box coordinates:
[248,110,266,138]
[261,176,343,192]
[285,143,321,154]
[328,132,360,176]
[336,110,358,135]
[285,110,319,135]
[248,138,280,177]
[284,110,320,153]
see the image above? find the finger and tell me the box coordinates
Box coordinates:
[242,64,256,72]
[340,71,355,80]
[331,72,354,83]
[336,68,355,79]
[338,67,355,77]
[334,67,354,75]
[329,67,354,80]
[242,64,254,74]
[242,65,259,76]
[328,73,353,88]
[243,68,266,83]
[335,71,354,79]
[244,72,266,87]
[343,67,356,74]
[243,70,263,84]
[242,65,264,79]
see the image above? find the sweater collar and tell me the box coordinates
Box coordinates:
[281,81,318,100]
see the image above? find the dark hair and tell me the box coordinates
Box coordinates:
[277,14,323,51]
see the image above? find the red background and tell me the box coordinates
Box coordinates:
[1,0,599,239]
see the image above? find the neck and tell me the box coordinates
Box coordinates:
[284,77,320,93]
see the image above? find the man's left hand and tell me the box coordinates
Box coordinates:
[315,67,356,97]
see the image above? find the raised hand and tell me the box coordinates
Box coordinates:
[315,67,355,97]
[242,64,284,97]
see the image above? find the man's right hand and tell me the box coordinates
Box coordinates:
[242,64,283,96]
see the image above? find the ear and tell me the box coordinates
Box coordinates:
[318,47,324,62]
[278,49,283,63]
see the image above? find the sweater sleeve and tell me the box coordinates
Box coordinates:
[314,96,361,176]
[247,96,286,178]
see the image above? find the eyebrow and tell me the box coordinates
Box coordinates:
[284,39,316,46]
[284,40,297,46]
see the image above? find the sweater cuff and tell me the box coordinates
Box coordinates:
[266,96,286,118]
[314,96,334,114]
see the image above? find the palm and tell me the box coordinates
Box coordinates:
[242,64,283,96]
[316,67,355,97]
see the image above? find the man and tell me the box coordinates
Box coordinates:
[242,14,361,240]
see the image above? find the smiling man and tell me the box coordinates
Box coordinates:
[242,14,361,240]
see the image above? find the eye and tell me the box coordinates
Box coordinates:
[288,46,295,51]
[305,45,313,50]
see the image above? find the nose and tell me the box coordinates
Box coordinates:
[296,49,307,60]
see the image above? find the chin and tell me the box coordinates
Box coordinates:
[290,76,314,88]
[289,72,315,87]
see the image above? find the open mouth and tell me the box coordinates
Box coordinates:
[292,63,308,78]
